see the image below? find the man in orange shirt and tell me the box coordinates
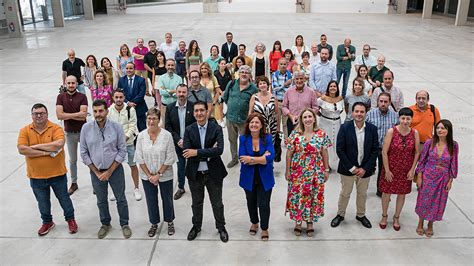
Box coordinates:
[409,90,441,146]
[17,103,77,236]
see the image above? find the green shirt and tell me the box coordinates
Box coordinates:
[158,73,183,105]
[368,65,390,83]
[336,44,356,70]
[223,80,257,124]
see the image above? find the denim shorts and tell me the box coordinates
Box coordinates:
[127,144,136,167]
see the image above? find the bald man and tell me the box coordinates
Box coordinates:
[62,49,85,94]
[409,90,441,145]
[309,42,320,65]
[336,38,356,98]
[368,55,389,88]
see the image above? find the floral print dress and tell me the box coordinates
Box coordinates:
[415,139,458,221]
[286,129,331,223]
[90,85,113,107]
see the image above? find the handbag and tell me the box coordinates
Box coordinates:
[274,133,282,162]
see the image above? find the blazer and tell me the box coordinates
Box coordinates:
[238,134,275,192]
[336,121,379,178]
[118,75,148,117]
[183,120,227,181]
[165,100,196,147]
[221,42,238,64]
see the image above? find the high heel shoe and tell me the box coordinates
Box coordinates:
[393,215,401,231]
[379,214,388,229]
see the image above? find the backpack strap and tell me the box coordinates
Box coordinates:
[430,104,436,127]
[126,106,131,121]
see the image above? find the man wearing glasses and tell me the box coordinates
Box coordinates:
[223,65,258,168]
[18,103,78,236]
[187,70,213,114]
[354,44,376,72]
[80,99,131,239]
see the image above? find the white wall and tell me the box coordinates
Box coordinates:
[311,0,388,13]
[218,0,294,13]
[0,0,6,20]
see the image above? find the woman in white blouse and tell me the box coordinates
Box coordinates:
[291,35,310,64]
[135,107,178,237]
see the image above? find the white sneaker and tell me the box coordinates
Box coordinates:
[109,194,116,201]
[134,188,142,201]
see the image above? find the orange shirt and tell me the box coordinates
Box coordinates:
[17,121,67,179]
[409,104,440,143]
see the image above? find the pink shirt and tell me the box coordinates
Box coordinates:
[90,85,113,107]
[132,46,149,71]
[282,85,319,117]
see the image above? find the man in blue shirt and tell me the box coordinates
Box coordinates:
[271,58,292,138]
[309,48,337,96]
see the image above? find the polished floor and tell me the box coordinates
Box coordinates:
[0,11,473,265]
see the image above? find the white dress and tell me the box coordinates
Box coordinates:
[317,98,344,168]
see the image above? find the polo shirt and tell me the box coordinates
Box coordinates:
[132,46,149,71]
[18,121,67,179]
[158,73,183,105]
[143,50,158,80]
[62,58,85,85]
[409,104,441,143]
[355,55,377,69]
[187,86,212,103]
[223,80,258,124]
[368,65,389,84]
[56,91,88,132]
[336,44,356,70]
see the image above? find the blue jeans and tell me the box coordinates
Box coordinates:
[142,179,175,224]
[77,84,86,94]
[90,164,129,226]
[337,67,351,98]
[176,147,186,189]
[30,174,75,224]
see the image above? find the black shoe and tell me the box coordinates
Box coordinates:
[331,215,345,228]
[218,227,229,243]
[356,216,372,228]
[187,226,201,241]
[376,191,382,197]
[174,188,185,200]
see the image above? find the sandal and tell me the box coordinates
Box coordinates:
[393,216,401,231]
[416,227,425,236]
[294,222,302,236]
[379,214,388,229]
[261,230,269,241]
[148,224,158,237]
[167,222,175,236]
[306,222,314,237]
[425,229,434,238]
[249,224,258,236]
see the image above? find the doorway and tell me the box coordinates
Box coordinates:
[18,0,52,25]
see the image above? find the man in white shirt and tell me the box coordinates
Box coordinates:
[309,42,319,65]
[159,33,178,61]
[354,44,377,72]
[107,89,141,201]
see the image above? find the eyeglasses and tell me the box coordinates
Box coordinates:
[240,71,250,74]
[32,112,47,116]
[190,76,200,79]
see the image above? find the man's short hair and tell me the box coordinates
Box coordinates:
[384,70,394,79]
[378,92,392,102]
[320,47,329,53]
[415,90,430,100]
[193,101,208,111]
[31,103,47,113]
[92,99,108,110]
[352,102,368,112]
[166,58,176,64]
[189,70,201,78]
[239,44,246,49]
[113,88,125,96]
[148,40,156,45]
[238,65,252,74]
[126,62,135,68]
[226,32,233,36]
[320,34,327,38]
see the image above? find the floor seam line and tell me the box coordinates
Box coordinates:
[147,221,164,266]
[448,196,474,224]
[0,162,25,184]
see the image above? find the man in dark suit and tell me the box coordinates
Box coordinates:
[331,102,379,229]
[183,101,228,243]
[118,62,148,132]
[165,84,196,200]
[221,32,238,64]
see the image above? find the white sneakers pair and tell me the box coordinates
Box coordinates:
[109,188,142,201]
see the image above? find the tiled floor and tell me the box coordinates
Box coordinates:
[0,10,472,265]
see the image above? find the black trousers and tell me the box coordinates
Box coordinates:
[188,172,226,230]
[245,181,272,230]
[376,148,383,193]
[287,118,296,136]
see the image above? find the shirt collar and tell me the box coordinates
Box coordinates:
[94,118,109,129]
[354,121,366,130]
[176,100,187,108]
[128,75,135,80]
[198,121,208,130]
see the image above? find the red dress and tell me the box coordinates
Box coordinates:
[379,127,415,194]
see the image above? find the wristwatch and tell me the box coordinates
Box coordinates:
[250,157,254,162]
[158,171,163,177]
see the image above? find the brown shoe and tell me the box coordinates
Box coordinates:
[174,188,185,200]
[68,183,78,195]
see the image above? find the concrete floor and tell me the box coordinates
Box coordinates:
[0,11,473,265]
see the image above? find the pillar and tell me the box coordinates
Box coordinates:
[444,0,450,14]
[4,0,23,38]
[83,0,94,20]
[397,0,408,14]
[203,0,218,13]
[455,0,469,26]
[296,0,311,13]
[51,0,65,27]
[422,0,434,19]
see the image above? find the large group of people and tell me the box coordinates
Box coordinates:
[17,32,458,243]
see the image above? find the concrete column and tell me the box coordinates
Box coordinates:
[106,0,126,15]
[4,0,23,38]
[51,0,65,27]
[422,0,434,19]
[397,0,408,14]
[83,0,94,20]
[455,0,469,26]
[203,0,218,13]
[296,0,311,13]
[444,0,450,14]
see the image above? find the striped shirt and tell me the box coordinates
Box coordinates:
[271,70,292,101]
[365,108,399,147]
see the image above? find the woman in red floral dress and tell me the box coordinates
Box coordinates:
[379,108,420,231]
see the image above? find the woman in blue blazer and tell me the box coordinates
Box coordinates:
[239,113,275,241]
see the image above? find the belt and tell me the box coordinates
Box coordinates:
[161,103,167,107]
[197,170,209,175]
[277,100,283,102]
[320,114,341,121]
[99,169,108,172]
